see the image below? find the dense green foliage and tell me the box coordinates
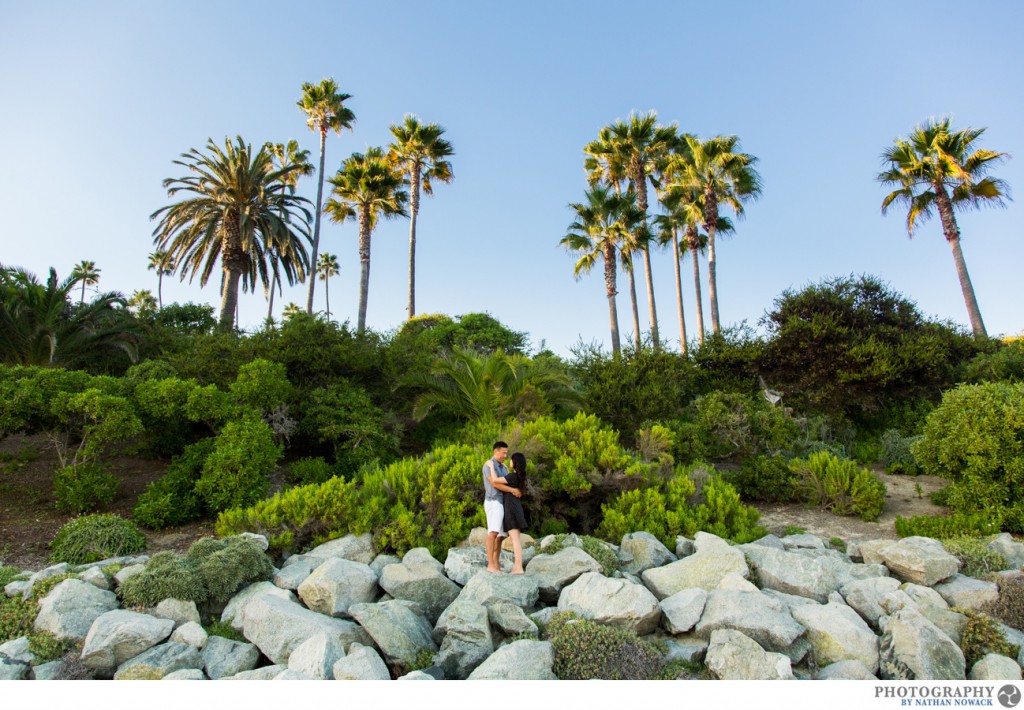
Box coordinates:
[49,514,148,564]
[728,454,800,503]
[879,429,922,475]
[895,512,1003,539]
[957,609,1018,667]
[941,536,1007,578]
[983,577,1024,631]
[195,416,281,513]
[790,451,887,521]
[133,439,214,529]
[546,611,667,680]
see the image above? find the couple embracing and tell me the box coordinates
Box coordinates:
[482,441,529,574]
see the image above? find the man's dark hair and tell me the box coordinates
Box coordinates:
[493,441,509,451]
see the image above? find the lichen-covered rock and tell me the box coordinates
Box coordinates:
[332,642,390,680]
[557,572,661,635]
[272,559,318,590]
[791,601,880,673]
[931,574,999,610]
[347,599,437,667]
[868,537,959,586]
[659,588,707,635]
[641,542,748,599]
[525,547,602,602]
[170,621,207,649]
[988,533,1024,570]
[717,573,759,592]
[741,544,839,603]
[879,607,965,680]
[487,599,537,637]
[435,598,493,680]
[839,577,902,631]
[201,636,260,679]
[241,594,370,665]
[78,566,110,591]
[113,641,203,679]
[467,640,556,680]
[618,531,676,575]
[296,557,378,618]
[287,633,345,680]
[379,548,460,624]
[33,578,119,642]
[151,598,201,628]
[81,610,175,675]
[0,636,33,665]
[220,580,297,631]
[704,629,794,680]
[0,656,29,680]
[695,591,805,652]
[969,653,1022,681]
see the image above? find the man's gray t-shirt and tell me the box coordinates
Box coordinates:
[482,458,508,502]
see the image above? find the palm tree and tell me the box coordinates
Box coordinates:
[325,147,408,333]
[388,115,454,320]
[878,117,1009,338]
[147,251,175,308]
[281,302,302,320]
[266,140,315,323]
[560,186,644,356]
[607,112,679,349]
[128,289,158,314]
[652,204,688,354]
[151,136,313,331]
[317,252,339,320]
[298,78,356,315]
[669,134,762,334]
[70,260,100,305]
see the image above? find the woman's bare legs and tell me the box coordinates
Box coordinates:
[509,529,524,574]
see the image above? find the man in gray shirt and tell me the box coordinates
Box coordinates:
[483,440,521,573]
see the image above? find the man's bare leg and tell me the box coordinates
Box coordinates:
[486,531,500,572]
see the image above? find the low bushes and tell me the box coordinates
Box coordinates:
[879,429,922,475]
[791,451,886,521]
[52,463,119,514]
[132,439,214,529]
[546,611,666,680]
[49,513,147,564]
[194,416,281,514]
[728,454,800,503]
[941,536,1007,578]
[895,513,1004,539]
[983,577,1024,631]
[957,609,1019,667]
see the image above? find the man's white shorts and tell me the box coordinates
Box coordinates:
[484,499,506,536]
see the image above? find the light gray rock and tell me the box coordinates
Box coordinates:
[791,601,880,673]
[782,534,826,551]
[0,656,29,680]
[879,607,965,680]
[557,572,661,635]
[467,639,556,680]
[641,542,748,599]
[659,588,707,635]
[741,544,839,603]
[379,549,461,624]
[163,668,206,680]
[761,589,821,611]
[749,534,786,551]
[304,533,375,565]
[0,636,33,665]
[5,580,31,598]
[969,653,1022,680]
[436,599,493,679]
[222,664,286,680]
[988,533,1024,570]
[900,582,949,609]
[273,669,312,680]
[81,610,175,674]
[170,621,207,649]
[915,604,966,646]
[241,594,371,665]
[705,629,795,680]
[272,559,317,590]
[444,547,490,586]
[332,642,390,680]
[846,563,891,582]
[220,581,297,631]
[297,557,378,618]
[839,577,902,631]
[529,607,559,627]
[113,641,203,679]
[717,572,759,592]
[27,563,71,589]
[449,569,540,610]
[618,531,676,575]
[113,563,146,587]
[487,599,538,637]
[33,578,119,642]
[347,599,437,666]
[526,547,602,602]
[288,633,345,680]
[31,660,65,680]
[78,566,110,591]
[659,635,708,663]
[873,537,960,586]
[932,574,999,610]
[201,636,260,679]
[151,598,201,628]
[370,554,402,578]
[816,659,877,680]
[781,636,812,665]
[675,536,695,558]
[398,670,435,679]
[695,591,805,652]
[238,532,269,551]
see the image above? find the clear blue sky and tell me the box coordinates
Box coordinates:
[2,1,1022,356]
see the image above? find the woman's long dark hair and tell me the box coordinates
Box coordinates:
[510,452,527,488]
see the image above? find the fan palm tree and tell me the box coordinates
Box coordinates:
[70,260,100,305]
[147,251,175,308]
[878,117,1009,338]
[150,136,313,331]
[325,147,409,333]
[560,186,644,356]
[606,112,679,349]
[281,302,302,320]
[668,134,762,334]
[652,204,689,354]
[265,140,315,322]
[128,289,158,314]
[317,252,339,320]
[388,115,454,320]
[298,78,356,315]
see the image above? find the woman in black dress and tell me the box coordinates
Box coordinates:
[503,452,529,574]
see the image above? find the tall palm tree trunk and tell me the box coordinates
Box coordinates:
[704,187,721,334]
[219,214,244,331]
[305,127,328,314]
[325,271,331,320]
[80,281,86,305]
[603,242,621,356]
[633,171,659,348]
[267,257,277,324]
[935,186,987,338]
[407,165,421,320]
[671,227,687,355]
[688,227,705,345]
[357,205,372,333]
[157,272,163,309]
[625,262,641,350]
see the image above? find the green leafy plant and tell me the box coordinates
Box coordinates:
[546,611,666,680]
[195,416,281,513]
[204,619,246,642]
[728,454,800,503]
[0,564,22,589]
[287,457,337,486]
[118,551,208,608]
[942,536,1006,578]
[957,608,1019,667]
[189,537,274,606]
[829,537,847,553]
[783,525,806,536]
[50,513,147,564]
[982,576,1024,631]
[879,429,922,475]
[895,513,1003,539]
[27,631,75,665]
[132,439,214,529]
[0,594,36,644]
[791,451,887,522]
[229,358,291,415]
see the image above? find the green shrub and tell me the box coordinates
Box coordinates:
[547,612,665,680]
[195,416,281,513]
[50,514,147,564]
[783,525,806,536]
[673,391,800,462]
[879,429,922,475]
[132,439,214,529]
[829,537,847,553]
[27,631,75,665]
[964,340,1024,384]
[299,381,396,474]
[230,359,292,415]
[982,577,1024,631]
[942,536,1007,578]
[189,537,274,606]
[49,388,144,467]
[53,463,119,514]
[729,454,800,503]
[543,535,619,576]
[0,594,36,643]
[0,565,22,589]
[791,451,887,522]
[288,457,337,486]
[895,513,1003,539]
[913,382,1024,524]
[118,551,207,608]
[957,609,1018,667]
[204,619,246,642]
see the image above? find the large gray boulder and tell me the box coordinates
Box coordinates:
[741,544,839,602]
[704,629,794,680]
[867,537,959,586]
[791,601,880,673]
[220,581,297,631]
[932,574,999,610]
[0,656,29,680]
[304,533,375,565]
[78,566,110,591]
[969,654,1022,681]
[618,531,676,575]
[435,570,540,638]
[443,547,490,586]
[435,598,493,679]
[839,577,903,631]
[272,559,318,591]
[0,636,33,665]
[241,594,370,665]
[487,600,537,637]
[347,599,437,667]
[113,641,203,679]
[695,591,805,652]
[80,610,175,675]
[370,554,402,578]
[467,640,556,680]
[287,633,345,680]
[659,588,707,635]
[222,665,286,680]
[169,621,208,649]
[201,636,260,679]
[525,547,602,602]
[33,578,119,642]
[988,533,1024,570]
[557,572,662,635]
[816,659,878,680]
[297,557,378,618]
[879,607,965,680]
[332,642,391,680]
[641,536,748,599]
[150,598,201,628]
[162,668,206,680]
[379,548,461,624]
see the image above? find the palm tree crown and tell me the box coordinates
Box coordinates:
[264,140,315,322]
[317,252,339,321]
[150,136,312,331]
[878,116,1010,338]
[70,260,100,305]
[147,250,175,309]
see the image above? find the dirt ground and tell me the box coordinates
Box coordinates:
[0,433,950,572]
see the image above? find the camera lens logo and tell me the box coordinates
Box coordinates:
[999,685,1022,708]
